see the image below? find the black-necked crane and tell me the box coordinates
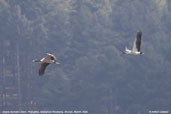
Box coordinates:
[121,31,144,55]
[32,53,60,76]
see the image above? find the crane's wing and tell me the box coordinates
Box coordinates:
[39,62,49,76]
[132,31,142,52]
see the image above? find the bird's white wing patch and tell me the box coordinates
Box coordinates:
[132,38,138,52]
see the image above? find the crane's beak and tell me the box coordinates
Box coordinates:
[54,61,60,64]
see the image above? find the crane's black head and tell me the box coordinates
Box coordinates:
[50,56,55,60]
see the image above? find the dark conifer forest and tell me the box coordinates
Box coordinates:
[0,0,171,114]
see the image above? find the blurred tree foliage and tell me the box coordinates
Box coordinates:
[0,0,171,113]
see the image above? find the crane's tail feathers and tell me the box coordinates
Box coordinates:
[32,59,40,62]
[125,47,129,51]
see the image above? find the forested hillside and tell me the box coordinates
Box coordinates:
[0,0,171,114]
